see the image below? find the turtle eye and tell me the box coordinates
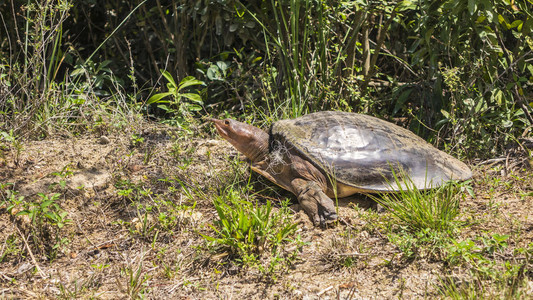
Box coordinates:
[224,119,230,126]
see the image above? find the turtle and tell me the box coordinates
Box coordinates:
[210,111,472,226]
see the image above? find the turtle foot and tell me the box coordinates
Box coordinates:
[296,181,338,227]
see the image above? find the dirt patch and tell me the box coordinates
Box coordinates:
[0,124,532,299]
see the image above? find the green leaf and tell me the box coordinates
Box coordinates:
[467,0,476,15]
[180,93,203,104]
[16,210,30,216]
[491,89,503,105]
[70,68,85,77]
[511,20,523,29]
[160,70,177,89]
[147,92,173,104]
[492,234,509,243]
[216,61,230,72]
[392,88,413,115]
[207,67,221,81]
[41,200,54,208]
[186,104,203,111]
[498,14,511,29]
[100,60,112,68]
[441,109,450,119]
[522,17,533,35]
[502,120,513,128]
[527,65,533,77]
[177,76,205,92]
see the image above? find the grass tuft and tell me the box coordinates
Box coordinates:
[372,169,471,234]
[202,188,297,259]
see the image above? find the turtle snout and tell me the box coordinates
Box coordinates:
[210,119,230,137]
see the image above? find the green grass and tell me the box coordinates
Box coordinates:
[202,188,297,259]
[200,182,303,281]
[438,257,531,299]
[372,171,472,234]
[363,169,476,262]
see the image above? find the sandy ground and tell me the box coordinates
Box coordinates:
[0,123,531,299]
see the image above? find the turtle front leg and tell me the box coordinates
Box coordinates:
[291,178,338,226]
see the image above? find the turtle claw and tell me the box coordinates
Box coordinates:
[319,207,338,226]
[317,205,338,228]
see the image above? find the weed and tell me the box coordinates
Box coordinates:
[114,177,200,239]
[57,278,93,300]
[203,189,296,257]
[91,263,111,271]
[367,169,475,262]
[130,205,157,240]
[116,251,151,299]
[372,171,469,233]
[1,183,25,214]
[438,261,530,299]
[201,185,299,279]
[50,164,73,191]
[15,193,71,259]
[446,234,512,272]
[154,191,198,233]
[115,179,144,203]
[387,227,451,261]
[439,236,532,298]
[156,248,183,280]
[0,234,22,263]
[0,130,24,166]
[130,134,145,148]
[170,141,196,170]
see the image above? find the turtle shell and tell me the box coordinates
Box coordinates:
[270,111,472,192]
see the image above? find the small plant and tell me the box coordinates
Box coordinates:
[368,169,473,262]
[91,263,111,271]
[57,279,91,300]
[50,164,73,191]
[116,251,151,299]
[446,234,511,272]
[147,71,204,130]
[115,179,144,202]
[1,183,24,214]
[16,193,71,259]
[446,238,485,267]
[438,258,530,299]
[387,224,459,261]
[154,194,197,233]
[0,234,22,263]
[170,141,196,170]
[202,188,297,262]
[130,133,145,148]
[0,130,24,166]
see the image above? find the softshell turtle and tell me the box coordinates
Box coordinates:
[210,111,472,226]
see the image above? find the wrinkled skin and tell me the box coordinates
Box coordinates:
[210,118,338,226]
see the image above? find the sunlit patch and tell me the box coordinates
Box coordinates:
[317,126,371,151]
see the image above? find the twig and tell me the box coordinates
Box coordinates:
[15,225,46,278]
[336,252,370,257]
[477,158,506,165]
[317,285,334,296]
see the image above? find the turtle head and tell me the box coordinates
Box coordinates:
[210,118,269,162]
